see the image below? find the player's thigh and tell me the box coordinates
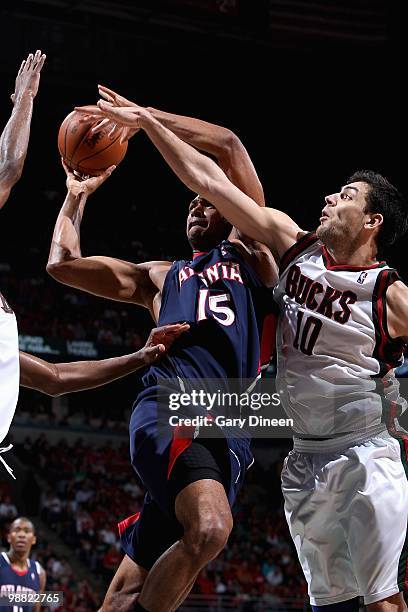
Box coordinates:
[101,554,148,612]
[342,434,408,605]
[171,438,233,538]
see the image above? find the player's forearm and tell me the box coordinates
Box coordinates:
[20,351,148,396]
[0,93,34,185]
[147,107,232,158]
[48,191,87,267]
[141,116,273,244]
[52,352,148,395]
[149,107,264,206]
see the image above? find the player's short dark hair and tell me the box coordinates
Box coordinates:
[10,517,35,533]
[346,170,407,252]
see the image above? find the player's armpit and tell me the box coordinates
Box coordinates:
[229,236,279,288]
[386,281,408,340]
[46,256,169,308]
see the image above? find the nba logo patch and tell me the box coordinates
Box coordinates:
[357,271,368,284]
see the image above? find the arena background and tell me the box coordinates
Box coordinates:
[0,1,406,610]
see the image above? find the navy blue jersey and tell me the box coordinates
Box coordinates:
[143,241,276,386]
[0,552,40,612]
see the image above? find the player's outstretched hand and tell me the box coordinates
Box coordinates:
[61,158,115,197]
[97,84,140,142]
[75,99,148,144]
[76,83,141,143]
[11,49,46,104]
[140,323,190,365]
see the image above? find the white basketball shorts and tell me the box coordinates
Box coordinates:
[281,431,408,606]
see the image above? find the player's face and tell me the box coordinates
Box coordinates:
[317,181,372,247]
[7,519,36,554]
[186,196,230,250]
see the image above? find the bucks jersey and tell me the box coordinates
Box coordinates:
[0,553,41,612]
[0,292,19,445]
[274,233,406,437]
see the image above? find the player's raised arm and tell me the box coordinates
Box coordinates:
[95,85,265,206]
[47,161,170,317]
[85,103,303,260]
[0,50,46,210]
[19,323,189,396]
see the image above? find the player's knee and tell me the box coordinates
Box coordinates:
[183,514,232,561]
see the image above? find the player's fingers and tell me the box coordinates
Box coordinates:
[97,86,116,104]
[75,105,104,115]
[147,344,166,359]
[90,118,110,133]
[98,101,140,126]
[18,59,26,75]
[107,122,119,138]
[61,157,73,177]
[154,323,189,334]
[96,165,116,183]
[33,49,41,65]
[24,53,34,71]
[35,53,46,72]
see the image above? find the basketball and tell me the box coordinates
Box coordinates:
[58,107,128,176]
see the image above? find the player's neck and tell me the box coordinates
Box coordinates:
[325,240,379,267]
[7,549,29,568]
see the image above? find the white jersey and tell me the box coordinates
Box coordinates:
[0,291,19,444]
[274,233,406,437]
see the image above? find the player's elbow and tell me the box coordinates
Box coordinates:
[35,373,64,397]
[46,261,75,285]
[0,160,23,189]
[43,368,65,397]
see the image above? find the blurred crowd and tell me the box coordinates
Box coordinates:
[10,436,307,610]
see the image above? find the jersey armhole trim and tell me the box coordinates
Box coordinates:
[279,232,318,275]
[372,269,405,376]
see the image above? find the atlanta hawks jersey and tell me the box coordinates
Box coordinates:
[0,292,19,444]
[0,553,41,612]
[274,233,406,436]
[143,240,276,386]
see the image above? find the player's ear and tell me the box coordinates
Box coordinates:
[366,212,383,230]
[32,534,37,546]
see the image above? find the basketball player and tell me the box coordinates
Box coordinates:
[0,54,188,477]
[48,95,277,611]
[91,101,408,611]
[0,517,45,612]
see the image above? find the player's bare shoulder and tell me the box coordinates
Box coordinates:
[386,280,408,340]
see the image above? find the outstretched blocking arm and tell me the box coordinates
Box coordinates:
[19,323,189,396]
[81,85,264,205]
[87,104,303,260]
[78,87,278,284]
[47,163,169,317]
[0,50,46,210]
